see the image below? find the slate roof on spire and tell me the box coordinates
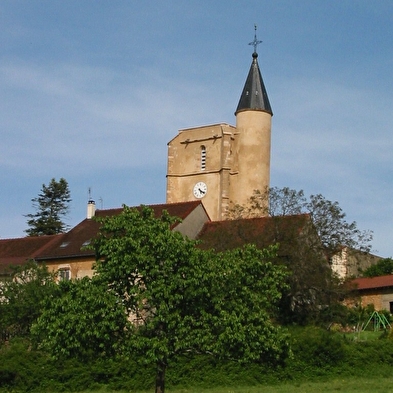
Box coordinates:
[235,52,273,116]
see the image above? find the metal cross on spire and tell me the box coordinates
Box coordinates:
[248,24,262,54]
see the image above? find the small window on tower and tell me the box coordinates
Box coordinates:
[201,145,206,171]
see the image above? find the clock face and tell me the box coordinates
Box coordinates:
[193,182,207,199]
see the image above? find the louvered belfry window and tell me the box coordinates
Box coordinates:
[201,145,206,170]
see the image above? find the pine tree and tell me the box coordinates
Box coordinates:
[25,178,71,236]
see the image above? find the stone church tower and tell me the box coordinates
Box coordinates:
[166,31,272,221]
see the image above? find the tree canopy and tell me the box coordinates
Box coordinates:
[0,261,57,338]
[362,258,393,277]
[226,187,373,324]
[33,205,290,393]
[235,187,373,257]
[25,177,71,236]
[32,276,129,361]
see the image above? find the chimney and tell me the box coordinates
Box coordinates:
[87,199,96,219]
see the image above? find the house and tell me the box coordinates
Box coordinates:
[331,247,381,280]
[350,275,393,313]
[34,200,210,280]
[0,235,60,281]
[0,201,209,282]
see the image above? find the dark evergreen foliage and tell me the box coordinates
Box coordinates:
[25,177,71,236]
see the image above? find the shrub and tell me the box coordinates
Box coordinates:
[290,326,346,368]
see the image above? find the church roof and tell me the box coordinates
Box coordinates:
[197,214,311,253]
[235,52,272,116]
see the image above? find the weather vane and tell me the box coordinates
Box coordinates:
[248,24,262,53]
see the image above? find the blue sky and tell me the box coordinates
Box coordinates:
[1,1,392,257]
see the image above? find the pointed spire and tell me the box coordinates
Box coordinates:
[235,25,272,116]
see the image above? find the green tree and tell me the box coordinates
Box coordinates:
[0,261,57,338]
[245,187,373,257]
[25,178,71,236]
[84,205,289,393]
[227,187,373,324]
[363,258,393,277]
[31,276,129,360]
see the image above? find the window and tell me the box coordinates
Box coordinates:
[82,239,91,247]
[201,145,206,171]
[59,268,71,281]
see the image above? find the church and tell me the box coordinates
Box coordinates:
[0,30,283,282]
[166,32,272,221]
[0,31,381,302]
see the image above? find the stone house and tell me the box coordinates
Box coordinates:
[350,275,393,312]
[331,247,381,280]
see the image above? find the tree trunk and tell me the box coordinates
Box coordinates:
[155,362,166,393]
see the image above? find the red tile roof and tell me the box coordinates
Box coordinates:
[351,275,393,290]
[95,201,203,221]
[36,201,205,261]
[0,201,206,267]
[197,214,311,252]
[0,234,61,271]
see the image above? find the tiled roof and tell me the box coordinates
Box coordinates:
[351,275,393,290]
[35,218,99,261]
[197,214,310,252]
[36,201,205,261]
[95,201,203,221]
[0,234,61,271]
[0,201,205,267]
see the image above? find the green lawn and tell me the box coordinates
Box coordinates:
[341,329,386,341]
[168,378,393,393]
[37,376,392,393]
[182,378,393,393]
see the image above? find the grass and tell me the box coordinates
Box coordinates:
[341,329,386,341]
[181,378,393,392]
[21,376,392,393]
[2,327,393,393]
[167,378,393,393]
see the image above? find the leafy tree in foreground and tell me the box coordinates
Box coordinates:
[0,261,57,339]
[89,205,289,393]
[25,177,71,236]
[31,276,129,360]
[362,257,393,277]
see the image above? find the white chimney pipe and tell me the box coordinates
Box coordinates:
[87,200,96,219]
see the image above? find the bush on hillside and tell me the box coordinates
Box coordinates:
[290,326,346,369]
[3,328,393,392]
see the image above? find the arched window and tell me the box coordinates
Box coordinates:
[200,145,206,171]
